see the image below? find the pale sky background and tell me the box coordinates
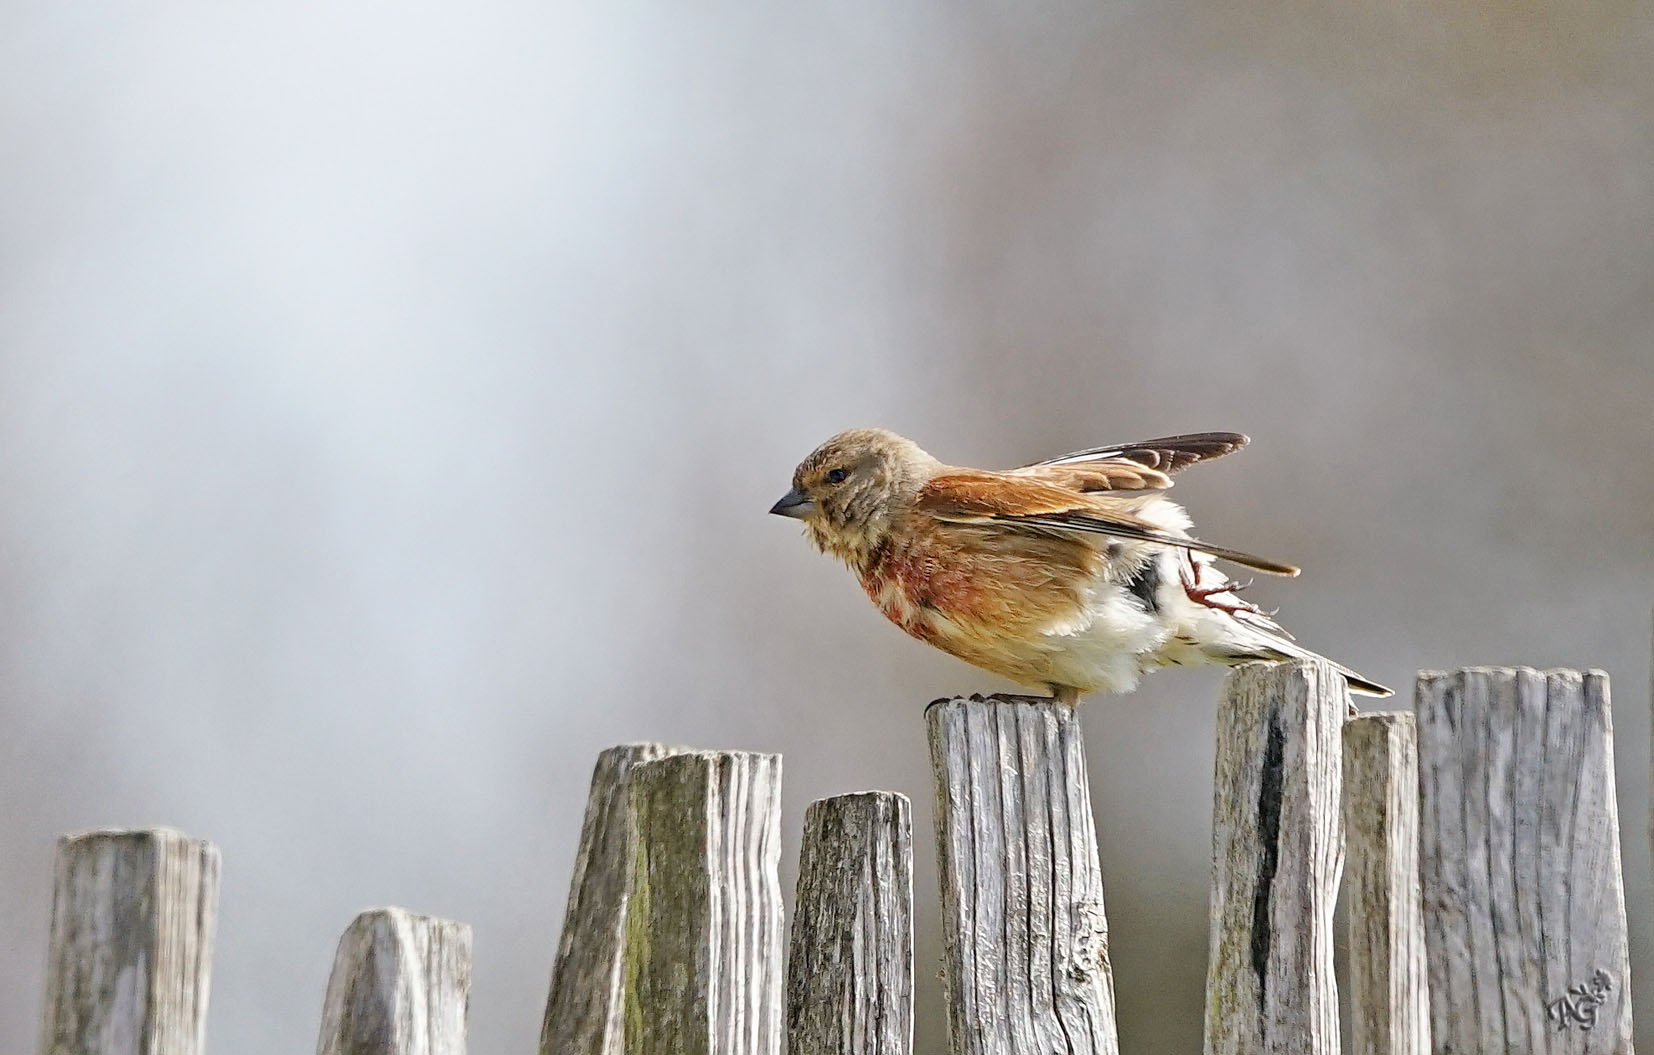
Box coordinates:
[2,2,1651,1053]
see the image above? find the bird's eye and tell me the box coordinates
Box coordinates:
[826,467,849,484]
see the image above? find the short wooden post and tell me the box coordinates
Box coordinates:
[315,907,472,1055]
[38,828,220,1055]
[1203,660,1344,1055]
[926,695,1119,1055]
[542,743,688,1055]
[1342,712,1429,1055]
[1416,668,1631,1052]
[623,751,784,1055]
[786,792,913,1055]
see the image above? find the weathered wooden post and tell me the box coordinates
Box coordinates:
[926,695,1119,1055]
[623,750,784,1055]
[1203,660,1344,1055]
[315,907,472,1055]
[1342,712,1429,1055]
[786,792,913,1055]
[1416,668,1631,1053]
[541,743,688,1055]
[38,828,220,1055]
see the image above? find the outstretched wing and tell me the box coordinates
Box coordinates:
[1018,432,1249,477]
[917,468,1299,577]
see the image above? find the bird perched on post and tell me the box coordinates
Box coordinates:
[769,428,1389,703]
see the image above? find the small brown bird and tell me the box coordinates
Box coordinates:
[770,428,1390,703]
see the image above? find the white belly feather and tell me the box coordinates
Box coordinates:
[1024,495,1269,693]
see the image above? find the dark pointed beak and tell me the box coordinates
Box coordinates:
[768,487,816,519]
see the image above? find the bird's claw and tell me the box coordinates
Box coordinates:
[1179,566,1264,616]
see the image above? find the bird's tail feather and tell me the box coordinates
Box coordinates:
[1224,633,1393,698]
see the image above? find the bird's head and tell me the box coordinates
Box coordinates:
[770,428,940,565]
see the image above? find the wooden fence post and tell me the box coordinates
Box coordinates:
[926,694,1119,1055]
[1342,712,1429,1055]
[786,792,913,1055]
[316,907,472,1055]
[1416,668,1631,1053]
[542,743,687,1055]
[38,828,220,1055]
[1203,660,1344,1055]
[623,751,784,1055]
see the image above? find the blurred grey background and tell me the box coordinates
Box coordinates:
[2,1,1651,1052]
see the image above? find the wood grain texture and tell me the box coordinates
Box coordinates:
[316,907,472,1055]
[1342,712,1429,1055]
[623,751,783,1055]
[925,694,1119,1055]
[38,828,220,1055]
[1416,668,1631,1054]
[1203,660,1344,1055]
[786,792,913,1055]
[542,743,688,1055]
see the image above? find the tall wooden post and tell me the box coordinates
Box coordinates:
[38,828,220,1055]
[1204,660,1344,1055]
[1343,712,1429,1055]
[786,792,913,1055]
[1416,668,1631,1053]
[542,744,687,1055]
[316,908,471,1055]
[623,751,784,1055]
[927,694,1119,1055]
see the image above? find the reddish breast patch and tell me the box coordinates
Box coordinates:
[860,517,1098,648]
[859,528,1011,647]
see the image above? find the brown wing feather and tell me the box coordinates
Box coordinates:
[917,470,1300,577]
[919,471,1107,520]
[1009,462,1173,492]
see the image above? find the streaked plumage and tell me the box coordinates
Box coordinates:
[770,428,1390,703]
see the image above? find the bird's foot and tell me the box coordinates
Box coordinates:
[1180,567,1264,617]
[962,689,1081,707]
[944,692,1060,708]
